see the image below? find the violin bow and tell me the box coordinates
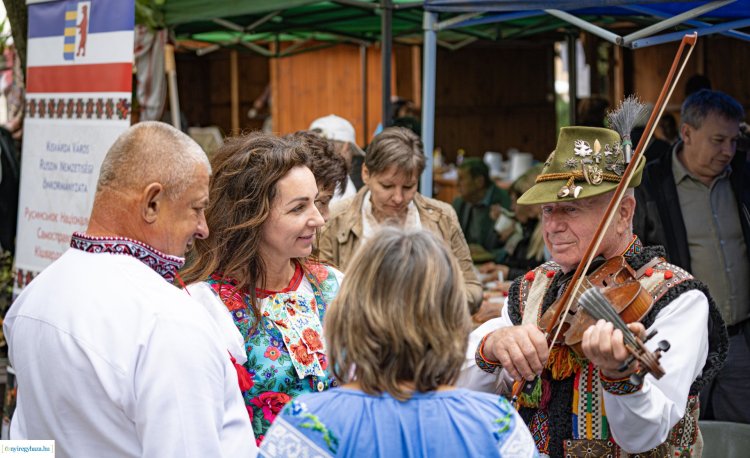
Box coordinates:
[511,33,697,406]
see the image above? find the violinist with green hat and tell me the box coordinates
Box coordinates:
[459,119,727,457]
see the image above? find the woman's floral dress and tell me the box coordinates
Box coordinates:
[202,261,342,445]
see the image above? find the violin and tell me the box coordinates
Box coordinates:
[510,32,698,406]
[538,256,670,384]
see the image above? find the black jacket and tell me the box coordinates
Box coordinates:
[633,142,750,273]
[0,127,19,253]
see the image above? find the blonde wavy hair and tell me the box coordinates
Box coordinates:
[325,227,470,401]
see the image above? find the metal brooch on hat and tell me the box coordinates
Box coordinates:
[555,96,649,199]
[557,138,603,198]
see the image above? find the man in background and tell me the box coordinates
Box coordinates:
[634,89,749,423]
[453,157,511,263]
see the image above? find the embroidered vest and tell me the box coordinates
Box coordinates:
[512,257,702,457]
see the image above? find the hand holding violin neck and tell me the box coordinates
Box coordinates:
[579,287,667,380]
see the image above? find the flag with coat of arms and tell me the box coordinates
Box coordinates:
[13,0,135,294]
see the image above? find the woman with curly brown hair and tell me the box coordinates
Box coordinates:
[285,131,348,221]
[180,132,343,445]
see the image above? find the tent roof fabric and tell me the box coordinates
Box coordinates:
[425,0,750,17]
[428,1,750,50]
[161,0,432,47]
[163,0,318,25]
[424,0,670,12]
[155,0,750,54]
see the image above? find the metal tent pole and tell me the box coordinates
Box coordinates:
[546,9,623,45]
[164,44,181,130]
[567,33,577,126]
[622,0,734,45]
[420,11,437,197]
[381,0,393,128]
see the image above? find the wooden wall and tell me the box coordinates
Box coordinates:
[271,43,408,145]
[173,43,419,145]
[435,41,557,163]
[175,49,269,136]
[173,35,750,165]
[627,35,750,120]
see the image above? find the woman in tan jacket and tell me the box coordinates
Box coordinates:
[318,127,482,312]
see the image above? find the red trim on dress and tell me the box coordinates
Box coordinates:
[255,262,304,299]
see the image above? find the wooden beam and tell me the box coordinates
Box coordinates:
[613,45,625,104]
[230,49,239,134]
[411,44,421,108]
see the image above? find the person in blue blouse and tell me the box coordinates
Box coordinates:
[181,133,343,445]
[259,227,539,457]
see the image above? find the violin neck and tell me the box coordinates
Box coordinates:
[579,288,638,346]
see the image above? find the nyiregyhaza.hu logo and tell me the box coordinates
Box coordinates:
[0,441,54,457]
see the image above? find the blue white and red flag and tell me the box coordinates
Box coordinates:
[27,0,134,94]
[14,0,135,294]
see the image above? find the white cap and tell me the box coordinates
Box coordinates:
[309,114,365,156]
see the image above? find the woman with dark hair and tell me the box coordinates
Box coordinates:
[319,127,482,312]
[285,131,348,221]
[181,133,343,444]
[259,227,538,457]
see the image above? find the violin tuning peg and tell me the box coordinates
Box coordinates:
[629,372,644,386]
[618,356,635,373]
[644,329,658,342]
[658,340,671,352]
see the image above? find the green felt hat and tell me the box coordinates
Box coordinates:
[517,126,644,205]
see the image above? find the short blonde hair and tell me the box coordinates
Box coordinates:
[325,227,470,401]
[364,127,426,177]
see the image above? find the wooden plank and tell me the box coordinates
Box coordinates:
[272,42,394,147]
[230,50,239,134]
[412,45,421,109]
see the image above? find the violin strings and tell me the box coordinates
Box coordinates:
[561,279,638,349]
[594,297,639,348]
[565,279,637,347]
[581,290,631,337]
[579,289,639,348]
[572,278,596,306]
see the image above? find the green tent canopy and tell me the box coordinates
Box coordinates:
[143,0,533,54]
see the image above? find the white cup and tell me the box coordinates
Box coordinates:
[494,212,515,234]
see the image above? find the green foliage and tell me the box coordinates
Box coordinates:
[0,250,14,351]
[0,251,12,314]
[135,0,166,30]
[556,96,570,133]
[0,18,11,51]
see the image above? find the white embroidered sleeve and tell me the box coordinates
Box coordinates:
[457,300,515,393]
[603,289,709,453]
